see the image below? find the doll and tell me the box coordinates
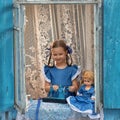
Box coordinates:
[66,70,95,114]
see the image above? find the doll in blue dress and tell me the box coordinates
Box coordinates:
[66,70,96,114]
[42,39,81,102]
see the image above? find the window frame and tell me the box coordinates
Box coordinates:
[14,0,102,113]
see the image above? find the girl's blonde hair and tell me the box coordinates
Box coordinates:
[47,39,73,66]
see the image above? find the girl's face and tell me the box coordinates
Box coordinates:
[51,47,67,65]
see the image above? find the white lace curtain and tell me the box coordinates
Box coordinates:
[24,4,94,99]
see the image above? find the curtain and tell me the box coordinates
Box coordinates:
[24,4,94,99]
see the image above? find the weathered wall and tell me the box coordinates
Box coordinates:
[0,0,16,119]
[103,0,120,119]
[0,0,14,112]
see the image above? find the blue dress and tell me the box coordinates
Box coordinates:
[43,65,81,99]
[66,85,95,114]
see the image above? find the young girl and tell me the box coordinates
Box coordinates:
[66,70,95,114]
[42,39,81,101]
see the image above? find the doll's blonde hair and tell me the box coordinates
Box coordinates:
[81,70,94,85]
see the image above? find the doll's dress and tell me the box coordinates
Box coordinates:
[43,65,81,99]
[66,85,95,114]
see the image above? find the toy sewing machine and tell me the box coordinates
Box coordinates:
[42,86,73,103]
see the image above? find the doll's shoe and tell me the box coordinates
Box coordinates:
[88,113,100,119]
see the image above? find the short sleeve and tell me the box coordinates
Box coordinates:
[42,65,51,82]
[71,65,81,81]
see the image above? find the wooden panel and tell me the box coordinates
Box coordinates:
[0,0,14,111]
[104,0,120,108]
[104,109,120,120]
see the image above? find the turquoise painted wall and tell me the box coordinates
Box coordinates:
[0,0,14,112]
[1,0,120,119]
[104,0,120,109]
[104,109,120,120]
[104,0,120,119]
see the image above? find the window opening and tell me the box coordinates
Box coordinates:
[14,0,102,113]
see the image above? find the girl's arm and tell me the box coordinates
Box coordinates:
[68,79,78,93]
[45,81,51,92]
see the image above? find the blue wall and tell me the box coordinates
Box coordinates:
[1,0,120,119]
[0,0,14,112]
[103,0,120,119]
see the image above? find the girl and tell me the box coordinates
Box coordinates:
[66,70,95,114]
[42,39,81,101]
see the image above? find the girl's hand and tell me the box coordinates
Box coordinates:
[52,85,59,91]
[68,86,76,92]
[69,79,79,92]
